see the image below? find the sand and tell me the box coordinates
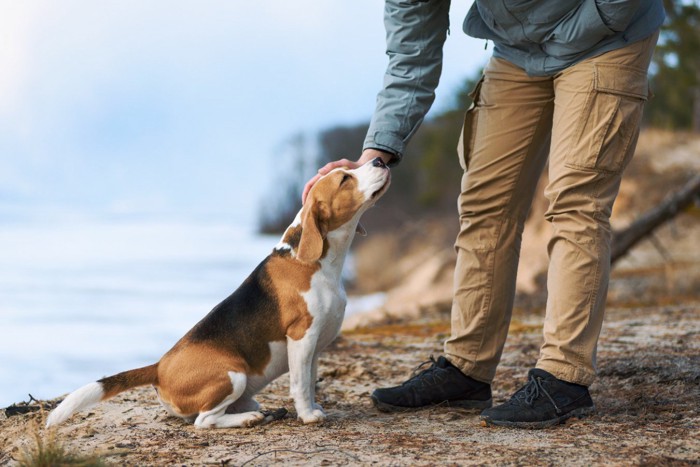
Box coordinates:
[2,300,698,466]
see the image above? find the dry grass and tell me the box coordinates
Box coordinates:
[344,320,450,338]
[15,414,105,467]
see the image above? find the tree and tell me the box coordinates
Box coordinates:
[646,0,700,131]
[257,132,310,234]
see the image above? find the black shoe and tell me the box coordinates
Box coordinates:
[371,356,492,412]
[480,368,595,429]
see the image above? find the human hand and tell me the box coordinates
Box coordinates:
[301,148,393,204]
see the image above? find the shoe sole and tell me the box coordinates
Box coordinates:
[371,395,493,413]
[479,405,595,429]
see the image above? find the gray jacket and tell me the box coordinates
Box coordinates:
[363,0,665,162]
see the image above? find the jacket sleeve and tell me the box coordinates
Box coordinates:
[363,0,451,164]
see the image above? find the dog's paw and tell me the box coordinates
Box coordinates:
[241,411,266,427]
[298,408,327,425]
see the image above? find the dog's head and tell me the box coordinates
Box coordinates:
[296,158,390,263]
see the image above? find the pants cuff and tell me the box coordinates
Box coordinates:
[536,361,595,387]
[444,354,493,384]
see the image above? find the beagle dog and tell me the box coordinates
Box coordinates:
[46,158,390,429]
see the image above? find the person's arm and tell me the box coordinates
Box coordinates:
[303,0,451,203]
[363,0,451,163]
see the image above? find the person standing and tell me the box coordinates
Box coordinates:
[303,0,664,428]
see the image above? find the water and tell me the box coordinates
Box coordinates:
[0,217,383,407]
[0,218,274,407]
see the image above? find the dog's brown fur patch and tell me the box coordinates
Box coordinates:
[282,224,302,250]
[157,343,247,416]
[296,171,365,263]
[99,364,159,400]
[265,255,317,340]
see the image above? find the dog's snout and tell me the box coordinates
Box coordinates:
[372,157,387,169]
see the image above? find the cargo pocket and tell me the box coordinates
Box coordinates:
[566,63,648,173]
[457,76,484,171]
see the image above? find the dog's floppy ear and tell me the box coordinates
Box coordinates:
[297,201,329,263]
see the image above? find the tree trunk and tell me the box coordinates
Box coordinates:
[611,173,700,264]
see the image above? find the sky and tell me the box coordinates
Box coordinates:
[0,1,491,227]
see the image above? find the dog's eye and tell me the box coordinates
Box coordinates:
[340,174,351,185]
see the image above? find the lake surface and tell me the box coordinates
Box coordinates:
[0,218,379,407]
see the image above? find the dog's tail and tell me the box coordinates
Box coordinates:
[46,363,158,427]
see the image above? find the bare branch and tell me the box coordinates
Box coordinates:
[612,173,700,263]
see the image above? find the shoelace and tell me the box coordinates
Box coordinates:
[411,356,439,376]
[402,356,441,386]
[512,374,562,414]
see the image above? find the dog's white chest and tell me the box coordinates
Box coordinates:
[302,265,346,349]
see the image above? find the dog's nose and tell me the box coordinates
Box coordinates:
[372,157,387,168]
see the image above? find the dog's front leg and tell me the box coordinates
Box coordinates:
[311,354,323,411]
[287,335,326,424]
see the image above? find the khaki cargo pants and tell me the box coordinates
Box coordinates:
[445,32,658,386]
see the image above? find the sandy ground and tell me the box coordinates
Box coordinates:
[2,297,699,466]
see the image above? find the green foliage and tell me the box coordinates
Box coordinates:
[646,0,700,130]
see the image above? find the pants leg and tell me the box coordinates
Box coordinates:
[537,32,659,385]
[445,57,554,383]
